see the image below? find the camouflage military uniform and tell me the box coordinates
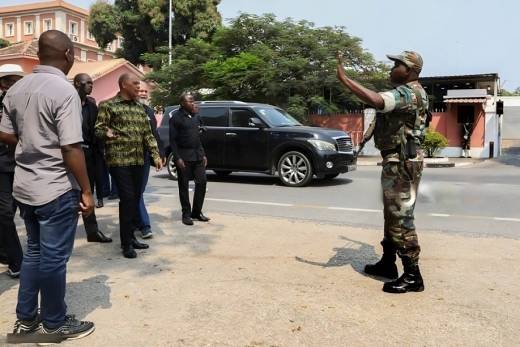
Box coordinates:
[375,81,428,265]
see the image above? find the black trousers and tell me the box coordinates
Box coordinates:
[82,148,99,234]
[0,172,23,271]
[94,146,110,198]
[109,166,144,247]
[176,160,207,217]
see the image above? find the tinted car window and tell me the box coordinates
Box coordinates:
[199,107,228,127]
[230,108,256,127]
[254,107,301,127]
[162,107,178,127]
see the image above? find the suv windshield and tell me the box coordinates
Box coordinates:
[254,107,302,127]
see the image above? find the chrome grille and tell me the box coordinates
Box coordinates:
[335,137,353,153]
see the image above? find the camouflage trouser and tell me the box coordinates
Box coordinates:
[381,160,423,264]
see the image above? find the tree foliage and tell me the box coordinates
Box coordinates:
[0,38,10,49]
[88,0,221,64]
[146,14,389,122]
[500,87,520,96]
[422,128,448,158]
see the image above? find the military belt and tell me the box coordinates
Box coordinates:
[380,146,400,158]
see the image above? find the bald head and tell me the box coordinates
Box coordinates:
[118,73,141,101]
[37,30,75,74]
[118,73,132,89]
[74,73,93,99]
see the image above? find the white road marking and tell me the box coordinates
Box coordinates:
[328,207,381,213]
[144,193,519,223]
[206,198,293,207]
[493,217,520,223]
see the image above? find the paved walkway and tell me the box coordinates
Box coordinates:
[1,203,519,346]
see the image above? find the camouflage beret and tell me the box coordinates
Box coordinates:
[386,51,423,73]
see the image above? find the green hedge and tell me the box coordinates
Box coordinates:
[421,129,448,158]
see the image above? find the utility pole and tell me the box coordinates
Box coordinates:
[168,0,173,65]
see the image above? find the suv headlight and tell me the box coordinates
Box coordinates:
[307,139,336,152]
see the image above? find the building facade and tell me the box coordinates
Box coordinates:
[310,73,503,159]
[0,0,121,62]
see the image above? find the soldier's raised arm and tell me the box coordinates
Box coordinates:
[336,51,385,110]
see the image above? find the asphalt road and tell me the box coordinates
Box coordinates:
[144,158,520,240]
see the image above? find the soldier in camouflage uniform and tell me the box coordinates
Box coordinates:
[337,50,428,293]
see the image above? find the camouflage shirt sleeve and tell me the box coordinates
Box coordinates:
[95,101,110,140]
[378,85,415,114]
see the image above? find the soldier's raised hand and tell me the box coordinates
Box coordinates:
[336,51,344,65]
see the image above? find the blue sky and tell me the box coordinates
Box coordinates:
[5,0,518,90]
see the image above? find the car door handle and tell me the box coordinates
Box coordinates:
[225,132,237,136]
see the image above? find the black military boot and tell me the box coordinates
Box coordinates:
[364,244,398,279]
[382,257,424,294]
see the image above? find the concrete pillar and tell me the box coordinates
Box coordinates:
[54,11,66,32]
[80,19,85,43]
[35,15,40,37]
[361,108,379,156]
[97,53,103,61]
[16,16,21,42]
[0,18,3,38]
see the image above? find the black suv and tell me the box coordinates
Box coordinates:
[157,101,356,187]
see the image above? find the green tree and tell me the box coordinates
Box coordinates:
[422,129,448,158]
[500,87,520,96]
[144,39,219,106]
[0,38,9,49]
[147,13,389,120]
[88,1,120,50]
[88,0,221,65]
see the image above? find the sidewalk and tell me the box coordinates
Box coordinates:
[357,155,484,167]
[1,204,519,346]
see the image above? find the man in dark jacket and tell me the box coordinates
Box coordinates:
[169,92,210,226]
[136,82,164,239]
[73,73,112,243]
[0,64,24,278]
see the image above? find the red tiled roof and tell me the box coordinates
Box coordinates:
[0,39,38,57]
[67,58,145,81]
[0,1,89,16]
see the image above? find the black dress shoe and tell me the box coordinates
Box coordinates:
[122,246,137,259]
[96,199,104,208]
[87,230,113,243]
[182,217,194,225]
[131,239,149,249]
[191,213,210,222]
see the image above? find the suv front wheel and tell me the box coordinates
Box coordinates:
[277,151,313,187]
[166,153,178,180]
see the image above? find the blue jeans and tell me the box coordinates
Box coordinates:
[137,154,151,230]
[16,190,80,329]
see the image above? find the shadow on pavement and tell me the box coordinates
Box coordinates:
[492,146,520,167]
[295,236,385,282]
[65,274,112,320]
[0,272,18,296]
[72,208,221,276]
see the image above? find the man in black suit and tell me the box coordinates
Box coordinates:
[73,73,112,242]
[169,92,210,225]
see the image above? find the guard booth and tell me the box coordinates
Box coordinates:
[420,74,501,158]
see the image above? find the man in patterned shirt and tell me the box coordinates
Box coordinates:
[337,50,428,294]
[95,73,163,258]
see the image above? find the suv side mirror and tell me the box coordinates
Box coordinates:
[248,117,266,128]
